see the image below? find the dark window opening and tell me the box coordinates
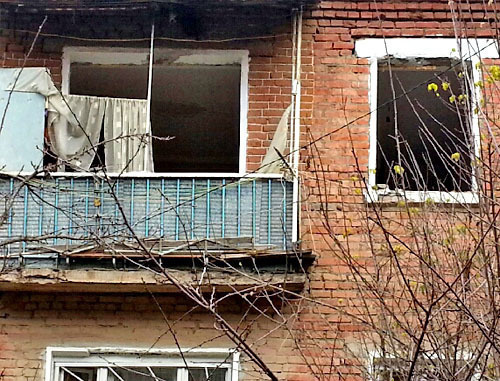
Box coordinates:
[90,121,106,170]
[68,60,241,173]
[376,58,473,192]
[43,122,59,171]
[70,64,148,99]
[69,63,146,172]
[109,367,177,381]
[151,64,240,173]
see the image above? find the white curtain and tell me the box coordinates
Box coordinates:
[103,97,153,173]
[7,68,153,173]
[258,104,292,174]
[5,68,104,169]
[47,94,106,170]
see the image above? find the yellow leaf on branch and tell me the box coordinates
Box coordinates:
[393,165,404,175]
[427,83,438,92]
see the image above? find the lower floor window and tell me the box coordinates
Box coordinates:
[60,366,226,381]
[372,355,477,381]
[48,348,237,381]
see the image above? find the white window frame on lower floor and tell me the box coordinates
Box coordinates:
[355,38,500,204]
[368,350,480,381]
[45,347,240,381]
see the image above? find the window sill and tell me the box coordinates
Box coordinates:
[364,187,479,205]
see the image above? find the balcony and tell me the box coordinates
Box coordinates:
[0,174,314,293]
[0,1,314,292]
[0,174,296,260]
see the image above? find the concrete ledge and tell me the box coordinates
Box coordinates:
[0,268,307,293]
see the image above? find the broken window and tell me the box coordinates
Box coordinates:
[58,48,246,174]
[150,64,240,173]
[61,367,98,381]
[376,58,473,192]
[70,63,149,100]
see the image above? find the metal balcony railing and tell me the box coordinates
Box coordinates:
[0,175,294,256]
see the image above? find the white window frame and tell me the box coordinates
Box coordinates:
[61,46,249,177]
[355,38,500,204]
[368,350,480,381]
[45,347,240,381]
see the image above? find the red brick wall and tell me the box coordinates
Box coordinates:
[1,1,500,380]
[0,35,62,86]
[296,1,500,379]
[0,292,307,381]
[0,16,300,173]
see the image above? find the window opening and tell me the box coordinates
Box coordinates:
[90,120,106,170]
[376,58,473,192]
[151,64,240,173]
[58,365,229,381]
[105,367,177,381]
[43,122,59,171]
[70,64,148,100]
[62,49,245,174]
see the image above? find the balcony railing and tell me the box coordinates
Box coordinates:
[0,175,294,257]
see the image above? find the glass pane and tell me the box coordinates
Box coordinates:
[150,368,178,381]
[188,368,227,381]
[62,367,98,381]
[107,367,177,381]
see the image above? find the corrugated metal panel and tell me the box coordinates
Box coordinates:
[0,176,293,254]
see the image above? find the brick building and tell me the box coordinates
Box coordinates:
[0,0,499,380]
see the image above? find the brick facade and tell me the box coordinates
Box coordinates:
[298,1,500,380]
[0,293,306,380]
[1,0,500,380]
[0,8,302,172]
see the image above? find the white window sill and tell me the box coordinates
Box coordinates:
[364,187,479,205]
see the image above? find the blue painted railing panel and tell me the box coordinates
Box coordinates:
[0,176,293,253]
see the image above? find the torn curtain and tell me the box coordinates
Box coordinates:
[48,95,106,169]
[6,67,153,172]
[258,104,292,174]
